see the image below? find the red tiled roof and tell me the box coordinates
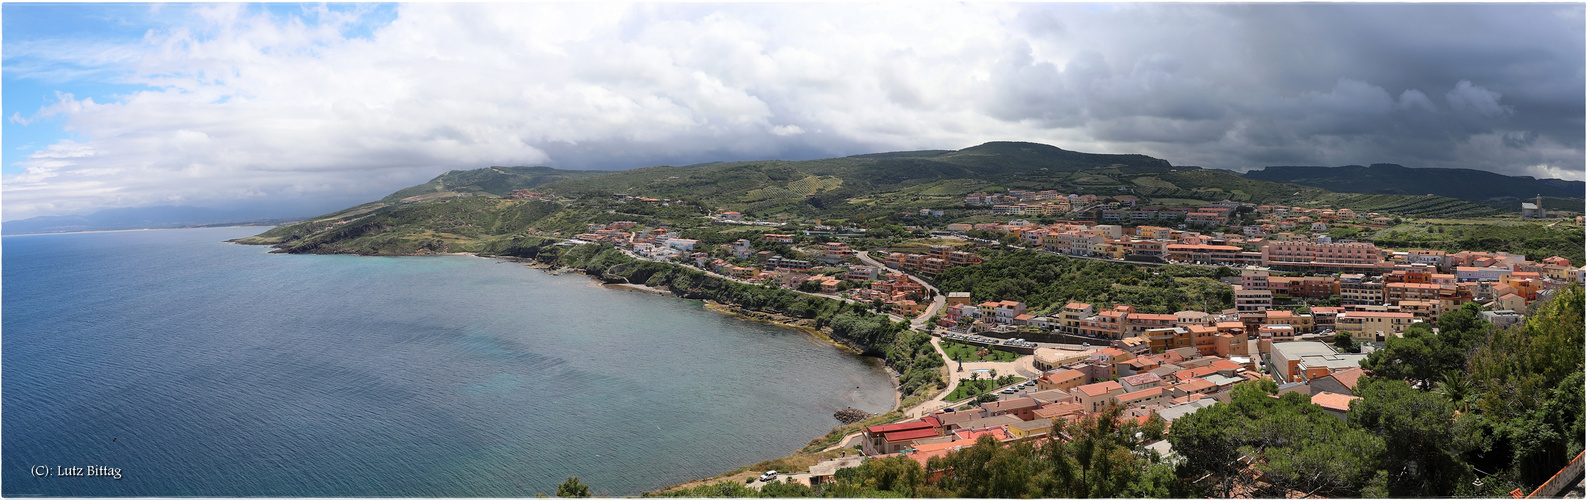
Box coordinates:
[1078,381,1123,397]
[1324,367,1365,390]
[1208,359,1243,372]
[954,427,1011,442]
[1043,370,1085,384]
[1177,378,1216,393]
[1344,311,1414,319]
[1117,387,1165,403]
[884,428,942,442]
[866,419,937,434]
[1311,392,1360,412]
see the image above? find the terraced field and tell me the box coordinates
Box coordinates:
[1324,194,1502,218]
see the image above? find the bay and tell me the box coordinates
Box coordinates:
[2,227,895,497]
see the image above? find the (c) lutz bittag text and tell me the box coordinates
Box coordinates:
[31,465,122,479]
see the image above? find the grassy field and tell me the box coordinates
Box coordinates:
[940,340,1021,362]
[945,377,1027,401]
[1147,197,1211,207]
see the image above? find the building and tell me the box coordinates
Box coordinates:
[862,418,944,455]
[1269,342,1368,384]
[1311,393,1362,421]
[1480,309,1525,330]
[1336,310,1415,341]
[946,292,973,306]
[1075,381,1126,413]
[981,397,1041,420]
[1261,241,1385,271]
[1340,274,1384,306]
[1309,367,1365,396]
[1522,194,1546,218]
[1037,369,1087,392]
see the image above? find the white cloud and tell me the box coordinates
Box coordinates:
[2,3,1581,221]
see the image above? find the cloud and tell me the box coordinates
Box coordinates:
[2,3,1582,221]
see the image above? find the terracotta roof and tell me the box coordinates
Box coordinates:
[1208,359,1244,372]
[1345,311,1414,319]
[866,419,937,434]
[1077,381,1123,397]
[1034,402,1085,419]
[1310,392,1361,412]
[1386,282,1443,289]
[1043,370,1085,385]
[954,427,1011,441]
[1121,372,1162,387]
[1176,377,1216,393]
[883,428,940,442]
[1028,389,1074,403]
[1117,387,1166,404]
[909,438,976,454]
[1323,367,1365,390]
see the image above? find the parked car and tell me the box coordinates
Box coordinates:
[758,471,778,482]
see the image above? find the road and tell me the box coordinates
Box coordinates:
[617,246,909,322]
[900,336,1045,417]
[855,250,946,330]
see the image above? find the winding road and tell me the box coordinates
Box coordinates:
[854,250,945,330]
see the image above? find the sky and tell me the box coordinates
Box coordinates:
[3,3,1583,222]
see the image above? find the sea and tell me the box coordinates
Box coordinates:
[2,226,896,497]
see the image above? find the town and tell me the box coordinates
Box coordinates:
[575,195,1585,498]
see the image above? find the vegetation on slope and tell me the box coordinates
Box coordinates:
[240,197,563,254]
[1243,163,1585,203]
[1371,222,1585,266]
[1321,193,1503,218]
[930,249,1236,315]
[380,166,607,202]
[1143,294,1587,498]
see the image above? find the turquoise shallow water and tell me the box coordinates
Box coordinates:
[3,227,895,497]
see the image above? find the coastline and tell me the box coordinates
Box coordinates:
[513,255,910,495]
[234,240,906,495]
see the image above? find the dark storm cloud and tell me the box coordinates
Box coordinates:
[1003,3,1584,179]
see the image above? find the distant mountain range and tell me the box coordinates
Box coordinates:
[1241,163,1584,203]
[9,144,1583,235]
[2,206,305,235]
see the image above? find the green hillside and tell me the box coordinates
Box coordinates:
[1243,163,1584,206]
[1315,193,1503,218]
[237,141,1571,256]
[380,166,608,202]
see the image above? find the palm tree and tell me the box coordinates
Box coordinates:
[1436,370,1474,413]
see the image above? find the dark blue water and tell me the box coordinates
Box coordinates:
[2,227,894,497]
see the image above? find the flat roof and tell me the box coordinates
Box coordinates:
[1270,341,1338,359]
